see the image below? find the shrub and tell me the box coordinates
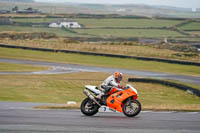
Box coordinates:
[0,32,57,40]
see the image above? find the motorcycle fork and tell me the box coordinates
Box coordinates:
[126,97,134,106]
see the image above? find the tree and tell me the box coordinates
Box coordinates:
[26,7,33,11]
[12,6,18,12]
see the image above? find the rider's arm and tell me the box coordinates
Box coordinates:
[110,80,119,87]
[110,80,124,90]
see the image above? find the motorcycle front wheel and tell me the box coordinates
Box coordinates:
[122,99,141,117]
[81,98,99,116]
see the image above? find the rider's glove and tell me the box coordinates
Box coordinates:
[118,85,124,89]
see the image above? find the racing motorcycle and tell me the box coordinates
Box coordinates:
[80,84,141,117]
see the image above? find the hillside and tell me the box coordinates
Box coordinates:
[0,0,34,2]
[0,1,199,18]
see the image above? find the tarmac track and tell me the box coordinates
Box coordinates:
[0,102,199,133]
[0,58,200,85]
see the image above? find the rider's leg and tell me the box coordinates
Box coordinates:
[96,86,111,99]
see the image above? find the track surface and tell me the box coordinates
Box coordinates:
[0,58,200,85]
[0,102,199,133]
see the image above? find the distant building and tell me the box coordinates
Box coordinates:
[0,18,13,25]
[0,10,10,14]
[192,8,197,12]
[16,7,40,14]
[196,8,200,12]
[116,8,126,12]
[49,19,81,28]
[164,38,168,43]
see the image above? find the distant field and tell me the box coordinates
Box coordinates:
[173,37,200,42]
[13,18,57,23]
[13,18,183,28]
[74,29,185,38]
[179,22,200,30]
[164,12,200,18]
[67,19,183,28]
[0,25,185,38]
[187,31,200,36]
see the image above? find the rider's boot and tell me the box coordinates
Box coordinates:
[96,92,104,100]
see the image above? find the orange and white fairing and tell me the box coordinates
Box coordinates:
[106,84,138,112]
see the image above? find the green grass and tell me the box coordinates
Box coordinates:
[168,12,200,18]
[1,38,200,62]
[179,22,200,30]
[0,47,200,76]
[13,18,57,23]
[0,72,106,103]
[74,29,185,38]
[0,25,185,38]
[12,18,183,28]
[0,62,48,72]
[70,18,183,28]
[135,82,200,111]
[0,72,199,111]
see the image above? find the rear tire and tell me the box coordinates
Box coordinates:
[81,98,99,116]
[122,99,141,117]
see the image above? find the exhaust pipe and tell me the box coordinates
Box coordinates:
[83,89,101,106]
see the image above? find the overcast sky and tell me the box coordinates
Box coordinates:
[35,0,200,8]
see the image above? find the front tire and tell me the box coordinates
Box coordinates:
[81,98,99,116]
[122,99,141,117]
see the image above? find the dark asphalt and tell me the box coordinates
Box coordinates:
[0,58,200,85]
[0,102,199,133]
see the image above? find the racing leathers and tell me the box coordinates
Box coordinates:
[97,75,123,100]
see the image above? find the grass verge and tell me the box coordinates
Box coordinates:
[1,39,199,62]
[165,79,200,91]
[34,104,200,112]
[0,72,199,111]
[0,62,48,72]
[34,104,80,110]
[0,47,200,76]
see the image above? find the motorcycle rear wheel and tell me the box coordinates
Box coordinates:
[122,99,141,117]
[81,98,99,116]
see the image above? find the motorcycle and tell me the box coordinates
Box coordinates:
[81,84,141,117]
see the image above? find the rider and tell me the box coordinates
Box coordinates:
[97,72,123,99]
